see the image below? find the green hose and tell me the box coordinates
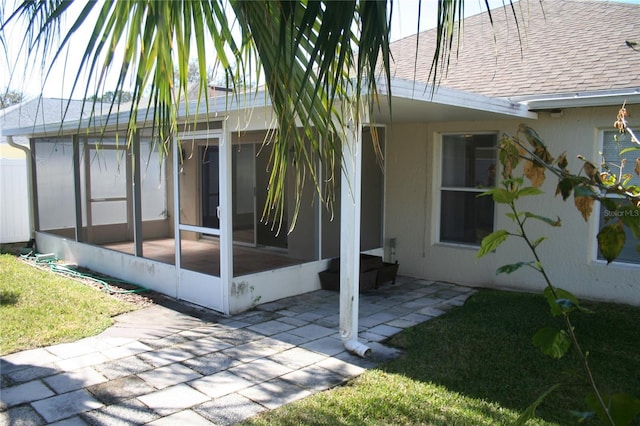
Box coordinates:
[21,250,150,294]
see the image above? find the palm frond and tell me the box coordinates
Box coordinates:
[1,0,491,231]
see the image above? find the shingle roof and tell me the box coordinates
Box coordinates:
[1,98,95,129]
[389,0,640,99]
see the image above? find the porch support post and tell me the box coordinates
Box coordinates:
[131,132,143,257]
[72,135,83,242]
[219,124,233,315]
[172,135,181,273]
[339,118,371,358]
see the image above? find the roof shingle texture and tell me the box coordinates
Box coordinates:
[389,0,640,98]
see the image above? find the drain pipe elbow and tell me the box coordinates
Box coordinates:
[6,136,35,240]
[343,339,371,358]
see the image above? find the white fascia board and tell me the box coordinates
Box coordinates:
[514,89,640,110]
[1,90,273,138]
[384,78,537,119]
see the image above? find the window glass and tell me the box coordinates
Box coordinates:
[597,131,640,264]
[440,133,497,245]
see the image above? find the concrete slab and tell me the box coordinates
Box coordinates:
[137,363,202,389]
[239,378,311,410]
[81,398,160,425]
[0,405,46,425]
[180,352,241,376]
[43,367,108,394]
[87,376,156,405]
[188,371,254,399]
[227,358,293,383]
[146,409,214,425]
[0,380,55,409]
[31,389,103,423]
[100,304,207,340]
[194,393,266,425]
[136,384,209,416]
[93,356,155,380]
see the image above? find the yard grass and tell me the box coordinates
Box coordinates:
[243,290,640,426]
[0,253,136,356]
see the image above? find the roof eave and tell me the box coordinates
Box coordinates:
[382,78,537,120]
[1,91,272,138]
[516,90,640,111]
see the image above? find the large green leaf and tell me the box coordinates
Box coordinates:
[619,146,640,155]
[477,230,509,258]
[496,261,535,275]
[597,222,626,264]
[479,187,516,204]
[585,392,640,426]
[543,286,583,316]
[532,327,571,359]
[515,186,544,198]
[524,212,562,227]
[515,383,562,426]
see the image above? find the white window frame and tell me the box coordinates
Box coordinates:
[435,131,499,248]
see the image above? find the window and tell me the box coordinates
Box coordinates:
[439,133,497,245]
[597,130,640,264]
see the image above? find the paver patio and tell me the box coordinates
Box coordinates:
[1,277,475,425]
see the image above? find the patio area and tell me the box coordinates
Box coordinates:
[103,238,304,277]
[0,278,475,425]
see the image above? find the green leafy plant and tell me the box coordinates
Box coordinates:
[477,114,640,425]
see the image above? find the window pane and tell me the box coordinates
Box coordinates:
[442,134,497,188]
[440,191,494,245]
[598,203,640,264]
[598,131,640,264]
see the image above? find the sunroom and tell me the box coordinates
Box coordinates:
[3,80,534,318]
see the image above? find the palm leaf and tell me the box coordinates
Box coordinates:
[2,0,495,230]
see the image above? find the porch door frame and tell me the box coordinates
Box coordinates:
[172,123,232,315]
[82,137,133,245]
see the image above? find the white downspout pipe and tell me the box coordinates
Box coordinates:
[339,118,371,358]
[6,136,35,241]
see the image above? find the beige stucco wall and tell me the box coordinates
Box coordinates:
[385,105,640,305]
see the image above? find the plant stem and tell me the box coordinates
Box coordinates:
[510,203,615,426]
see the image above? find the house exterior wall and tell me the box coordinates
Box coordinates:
[385,105,640,305]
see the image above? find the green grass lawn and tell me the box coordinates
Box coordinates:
[0,254,135,355]
[243,290,640,425]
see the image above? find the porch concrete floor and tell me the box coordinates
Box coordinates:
[1,278,476,425]
[103,238,304,276]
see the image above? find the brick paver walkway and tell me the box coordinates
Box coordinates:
[1,278,475,425]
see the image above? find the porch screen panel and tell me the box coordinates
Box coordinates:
[34,138,76,235]
[140,140,167,221]
[87,143,127,226]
